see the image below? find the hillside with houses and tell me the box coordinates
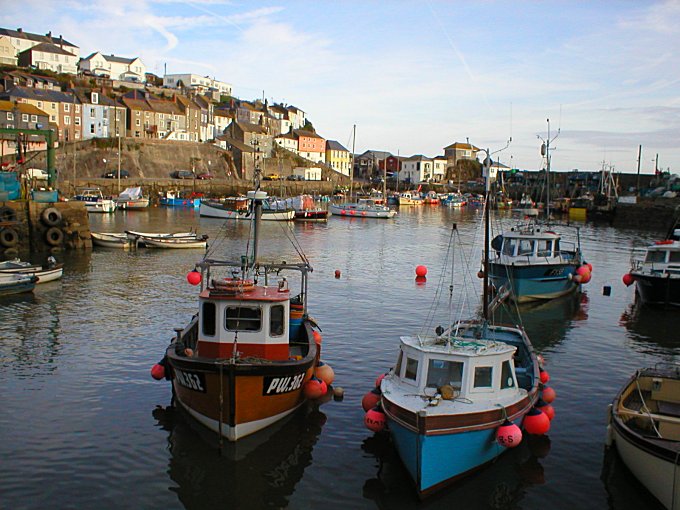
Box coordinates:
[0,26,489,185]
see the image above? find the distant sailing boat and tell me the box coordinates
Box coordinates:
[329,125,397,219]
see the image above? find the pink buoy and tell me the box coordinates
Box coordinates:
[541,386,556,403]
[540,368,550,384]
[523,407,551,435]
[576,265,590,276]
[151,363,165,380]
[315,361,335,385]
[187,270,202,286]
[303,377,327,399]
[496,419,523,448]
[622,273,634,286]
[415,265,428,277]
[362,388,381,412]
[364,407,386,432]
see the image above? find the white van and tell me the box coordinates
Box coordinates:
[25,168,49,180]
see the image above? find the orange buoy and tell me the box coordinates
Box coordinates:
[415,265,427,277]
[622,273,634,286]
[362,388,381,412]
[334,269,341,278]
[187,270,201,285]
[539,368,550,384]
[523,408,550,435]
[541,386,556,403]
[496,419,523,448]
[151,363,165,380]
[315,361,335,385]
[537,400,555,421]
[313,331,322,345]
[303,377,327,399]
[375,372,387,388]
[364,406,386,432]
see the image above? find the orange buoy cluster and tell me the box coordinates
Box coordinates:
[362,372,389,433]
[303,360,336,401]
[571,263,593,284]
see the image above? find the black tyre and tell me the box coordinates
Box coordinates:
[0,227,19,247]
[45,227,64,246]
[41,207,63,227]
[0,206,17,222]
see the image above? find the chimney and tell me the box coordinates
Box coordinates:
[17,28,22,33]
[46,31,51,38]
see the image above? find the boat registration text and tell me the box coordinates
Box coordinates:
[175,369,206,393]
[263,373,305,396]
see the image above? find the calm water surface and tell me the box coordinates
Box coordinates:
[0,205,676,509]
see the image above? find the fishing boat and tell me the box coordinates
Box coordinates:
[287,195,329,222]
[441,192,467,208]
[625,237,680,307]
[91,232,134,249]
[155,188,327,442]
[139,235,208,249]
[115,186,150,210]
[160,190,202,208]
[0,273,38,295]
[125,230,207,247]
[422,191,440,205]
[398,191,423,206]
[200,197,295,221]
[0,257,63,283]
[374,154,546,498]
[488,123,589,303]
[606,364,680,510]
[72,187,116,213]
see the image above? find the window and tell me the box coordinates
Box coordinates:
[64,103,70,112]
[75,105,80,113]
[537,239,552,257]
[426,359,464,389]
[51,103,56,110]
[404,357,419,381]
[64,116,70,125]
[75,117,80,126]
[91,108,96,116]
[135,119,141,126]
[270,305,284,337]
[202,302,216,336]
[22,113,28,122]
[501,361,515,389]
[225,306,261,331]
[37,102,42,108]
[502,239,516,256]
[50,115,56,122]
[90,124,95,134]
[6,112,12,121]
[518,239,535,256]
[474,366,493,388]
[646,250,667,263]
[670,252,680,263]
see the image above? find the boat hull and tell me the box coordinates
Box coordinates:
[0,276,37,295]
[489,261,580,302]
[143,237,207,249]
[0,263,63,283]
[85,200,117,213]
[200,201,295,220]
[294,210,329,221]
[91,232,132,249]
[160,197,201,208]
[116,198,150,210]
[329,203,397,219]
[166,321,318,441]
[632,273,680,308]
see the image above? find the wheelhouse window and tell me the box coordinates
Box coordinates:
[645,250,667,263]
[502,239,516,256]
[225,306,261,331]
[426,359,464,389]
[537,240,552,257]
[669,252,680,263]
[270,305,284,337]
[404,357,419,381]
[500,360,515,389]
[518,240,535,256]
[474,366,493,388]
[202,302,216,336]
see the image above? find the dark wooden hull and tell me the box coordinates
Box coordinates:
[633,273,680,307]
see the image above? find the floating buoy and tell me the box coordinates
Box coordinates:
[536,400,555,421]
[585,262,593,272]
[622,273,634,286]
[362,387,381,412]
[523,407,551,435]
[187,270,201,286]
[333,386,345,401]
[334,269,341,278]
[541,386,556,403]
[539,368,550,384]
[313,331,322,345]
[303,377,327,399]
[315,361,335,385]
[477,270,485,279]
[496,419,523,448]
[415,265,428,277]
[151,363,165,380]
[375,372,387,388]
[576,265,590,277]
[415,275,427,285]
[365,406,386,433]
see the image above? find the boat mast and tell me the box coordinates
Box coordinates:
[350,124,356,201]
[483,149,491,320]
[539,118,559,221]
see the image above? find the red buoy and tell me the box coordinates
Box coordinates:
[585,262,593,272]
[313,331,322,345]
[415,275,427,285]
[362,388,381,412]
[537,401,555,421]
[539,368,550,384]
[303,377,327,399]
[541,386,556,403]
[315,361,335,385]
[580,270,592,284]
[622,273,634,286]
[334,269,341,279]
[496,419,523,448]
[523,407,551,435]
[151,363,165,380]
[187,270,202,286]
[415,265,427,277]
[375,372,387,388]
[365,407,386,432]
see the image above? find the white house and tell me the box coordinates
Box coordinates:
[274,131,298,153]
[401,155,434,184]
[163,73,232,96]
[80,52,146,82]
[0,36,17,66]
[433,156,448,183]
[293,166,322,181]
[0,28,79,59]
[286,106,306,130]
[18,42,78,74]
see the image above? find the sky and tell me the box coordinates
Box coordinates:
[3,0,680,173]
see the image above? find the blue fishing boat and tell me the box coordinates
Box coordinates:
[0,273,38,296]
[160,190,202,208]
[375,152,549,498]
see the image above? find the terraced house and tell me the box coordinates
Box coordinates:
[0,99,51,156]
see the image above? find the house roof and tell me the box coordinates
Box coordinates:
[6,70,59,87]
[403,154,432,161]
[237,122,267,134]
[0,28,77,49]
[444,142,480,151]
[0,99,49,117]
[326,140,349,151]
[294,129,323,140]
[275,131,296,140]
[22,42,76,57]
[357,150,391,160]
[1,86,78,104]
[82,52,138,65]
[216,135,254,153]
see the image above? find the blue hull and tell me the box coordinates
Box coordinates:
[161,198,201,208]
[389,419,505,495]
[0,280,36,296]
[489,261,580,302]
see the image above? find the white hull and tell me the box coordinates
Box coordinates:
[329,202,397,219]
[85,200,117,213]
[200,201,294,221]
[91,232,133,249]
[116,198,150,210]
[0,262,63,283]
[142,237,207,249]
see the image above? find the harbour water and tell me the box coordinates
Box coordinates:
[0,205,675,509]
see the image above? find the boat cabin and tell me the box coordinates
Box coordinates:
[639,241,680,275]
[492,224,578,264]
[195,279,299,361]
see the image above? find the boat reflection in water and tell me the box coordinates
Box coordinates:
[152,402,327,509]
[361,431,551,508]
[620,298,680,355]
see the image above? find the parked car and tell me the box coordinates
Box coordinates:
[263,174,281,181]
[287,174,304,181]
[172,170,194,179]
[103,169,130,178]
[196,173,214,180]
[25,168,49,180]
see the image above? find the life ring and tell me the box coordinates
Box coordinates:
[0,227,19,247]
[45,226,64,246]
[212,278,256,293]
[41,207,63,227]
[0,206,17,222]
